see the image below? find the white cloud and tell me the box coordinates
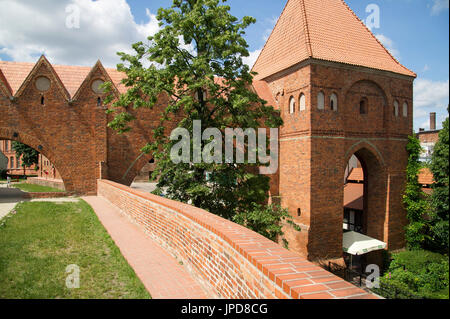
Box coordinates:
[375,34,400,61]
[0,0,160,68]
[242,49,261,69]
[262,16,278,42]
[430,0,449,15]
[413,78,449,130]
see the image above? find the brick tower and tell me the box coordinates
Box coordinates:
[253,0,416,262]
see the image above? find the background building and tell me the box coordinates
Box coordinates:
[0,139,37,176]
[0,139,60,178]
[417,112,442,162]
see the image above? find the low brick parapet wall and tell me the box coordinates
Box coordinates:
[98,179,377,299]
[26,177,65,191]
[22,192,72,199]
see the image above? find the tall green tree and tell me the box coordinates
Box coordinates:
[12,142,39,175]
[104,0,285,224]
[430,108,449,254]
[403,135,430,249]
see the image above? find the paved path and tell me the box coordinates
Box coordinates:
[0,184,81,220]
[82,196,210,299]
[0,184,26,220]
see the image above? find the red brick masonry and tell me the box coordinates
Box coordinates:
[22,192,71,199]
[98,179,378,299]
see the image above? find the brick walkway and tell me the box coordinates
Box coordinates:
[82,196,210,299]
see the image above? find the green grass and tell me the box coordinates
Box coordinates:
[0,200,151,299]
[12,183,64,193]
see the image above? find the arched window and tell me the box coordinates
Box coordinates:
[360,99,367,114]
[10,157,14,169]
[317,91,325,110]
[299,93,306,111]
[393,100,399,117]
[403,102,408,117]
[16,157,20,168]
[289,96,295,114]
[330,93,338,111]
[40,96,45,105]
[97,97,102,107]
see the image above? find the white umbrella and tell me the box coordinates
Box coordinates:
[343,231,387,256]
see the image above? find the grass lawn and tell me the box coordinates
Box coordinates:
[12,183,64,193]
[0,200,150,299]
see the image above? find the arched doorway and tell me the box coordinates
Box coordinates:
[0,130,69,191]
[343,145,387,270]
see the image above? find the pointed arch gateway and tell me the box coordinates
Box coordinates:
[343,141,388,268]
[0,127,73,191]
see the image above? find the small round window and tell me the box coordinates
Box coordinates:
[35,76,51,92]
[91,79,105,94]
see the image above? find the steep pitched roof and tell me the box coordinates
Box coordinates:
[0,60,271,106]
[344,183,363,211]
[347,167,364,183]
[418,167,434,185]
[252,0,416,80]
[0,61,34,95]
[52,64,92,97]
[0,60,126,98]
[0,68,12,97]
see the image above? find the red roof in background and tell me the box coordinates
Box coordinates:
[0,61,128,97]
[418,167,434,185]
[0,60,276,107]
[0,61,34,95]
[347,167,364,183]
[344,183,363,211]
[252,80,277,107]
[252,0,416,80]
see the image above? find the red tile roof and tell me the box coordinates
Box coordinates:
[0,60,127,97]
[252,0,416,80]
[0,61,34,95]
[252,80,277,107]
[418,167,434,185]
[0,60,274,106]
[347,167,364,183]
[344,183,363,211]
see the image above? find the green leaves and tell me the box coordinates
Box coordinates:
[429,107,449,254]
[233,203,301,248]
[404,109,449,254]
[403,135,430,250]
[377,250,449,299]
[102,0,292,244]
[11,142,39,170]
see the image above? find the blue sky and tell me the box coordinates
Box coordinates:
[0,0,448,130]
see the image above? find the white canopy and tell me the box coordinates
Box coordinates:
[343,231,387,256]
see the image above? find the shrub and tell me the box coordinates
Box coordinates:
[377,250,449,299]
[233,203,301,249]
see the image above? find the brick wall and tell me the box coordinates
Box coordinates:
[97,179,377,299]
[27,177,65,191]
